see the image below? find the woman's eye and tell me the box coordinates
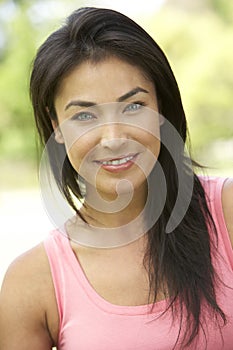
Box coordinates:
[123,102,144,113]
[72,112,96,121]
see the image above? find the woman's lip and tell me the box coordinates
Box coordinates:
[94,153,139,173]
[95,153,138,163]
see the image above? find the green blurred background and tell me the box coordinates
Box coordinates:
[0,0,232,190]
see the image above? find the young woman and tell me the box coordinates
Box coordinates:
[0,7,232,350]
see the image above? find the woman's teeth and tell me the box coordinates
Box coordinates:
[101,155,134,166]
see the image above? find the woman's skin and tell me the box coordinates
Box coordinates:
[0,57,232,350]
[53,57,161,228]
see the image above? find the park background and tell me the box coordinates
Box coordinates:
[0,0,233,285]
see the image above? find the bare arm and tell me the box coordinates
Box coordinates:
[222,178,233,248]
[0,245,56,350]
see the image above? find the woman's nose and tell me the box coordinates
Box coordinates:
[100,123,127,151]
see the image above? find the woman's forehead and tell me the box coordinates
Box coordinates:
[55,57,155,107]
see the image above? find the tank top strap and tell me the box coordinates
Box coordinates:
[199,176,233,270]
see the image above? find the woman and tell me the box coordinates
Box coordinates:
[0,7,232,350]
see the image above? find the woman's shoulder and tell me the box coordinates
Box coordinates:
[222,178,233,248]
[199,175,233,249]
[0,243,58,348]
[1,243,50,289]
[0,243,53,319]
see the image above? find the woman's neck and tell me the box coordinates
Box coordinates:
[81,182,148,228]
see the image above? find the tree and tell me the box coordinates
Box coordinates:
[146,3,233,168]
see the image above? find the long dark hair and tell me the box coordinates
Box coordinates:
[30,7,226,348]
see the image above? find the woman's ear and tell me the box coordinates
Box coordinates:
[159,113,165,126]
[51,120,65,144]
[46,107,64,144]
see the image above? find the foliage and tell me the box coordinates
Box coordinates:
[0,1,37,161]
[145,3,233,165]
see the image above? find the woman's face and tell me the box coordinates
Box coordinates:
[54,57,161,200]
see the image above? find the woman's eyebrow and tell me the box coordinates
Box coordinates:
[65,100,95,111]
[64,86,149,111]
[117,86,149,102]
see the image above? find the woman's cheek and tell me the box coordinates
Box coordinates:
[66,137,94,174]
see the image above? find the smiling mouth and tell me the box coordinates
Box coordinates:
[98,155,135,165]
[95,153,138,165]
[94,153,138,171]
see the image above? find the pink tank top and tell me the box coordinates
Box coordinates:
[44,177,233,349]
